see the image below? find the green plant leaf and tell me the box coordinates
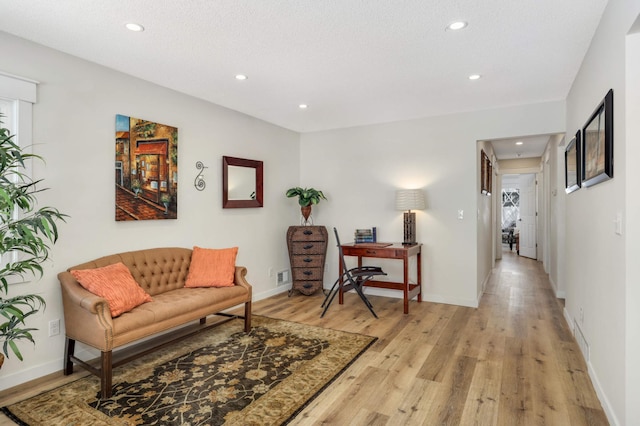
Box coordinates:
[0,115,66,363]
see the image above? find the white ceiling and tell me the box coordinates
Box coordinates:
[0,1,607,135]
[490,134,555,160]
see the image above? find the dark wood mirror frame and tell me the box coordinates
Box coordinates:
[222,156,264,208]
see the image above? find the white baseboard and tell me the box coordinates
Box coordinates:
[359,287,479,308]
[548,276,565,299]
[586,359,620,426]
[563,306,619,426]
[254,286,290,300]
[0,345,96,393]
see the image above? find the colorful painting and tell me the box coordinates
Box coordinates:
[115,115,178,221]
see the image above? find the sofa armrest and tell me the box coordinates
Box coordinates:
[58,271,114,350]
[234,266,252,296]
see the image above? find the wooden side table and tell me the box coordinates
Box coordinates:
[339,243,422,314]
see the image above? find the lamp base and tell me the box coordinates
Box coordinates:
[403,211,417,245]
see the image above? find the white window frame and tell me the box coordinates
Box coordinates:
[0,71,38,284]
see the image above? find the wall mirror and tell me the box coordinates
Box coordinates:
[222,156,263,208]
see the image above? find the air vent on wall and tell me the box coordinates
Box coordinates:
[277,270,290,286]
[574,320,590,362]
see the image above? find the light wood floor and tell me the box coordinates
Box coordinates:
[0,251,608,425]
[260,250,609,425]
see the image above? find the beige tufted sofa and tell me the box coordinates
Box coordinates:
[58,247,252,398]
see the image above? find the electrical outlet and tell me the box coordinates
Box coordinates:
[48,319,60,337]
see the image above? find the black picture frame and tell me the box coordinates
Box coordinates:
[582,89,613,187]
[480,150,492,196]
[565,130,581,194]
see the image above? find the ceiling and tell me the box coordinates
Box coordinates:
[0,1,607,134]
[490,134,556,160]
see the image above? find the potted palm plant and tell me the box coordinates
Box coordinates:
[285,187,327,223]
[0,116,67,367]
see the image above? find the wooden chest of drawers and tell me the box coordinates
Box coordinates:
[286,225,328,295]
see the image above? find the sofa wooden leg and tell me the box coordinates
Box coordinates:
[199,317,206,325]
[101,351,113,398]
[64,338,75,375]
[244,301,252,332]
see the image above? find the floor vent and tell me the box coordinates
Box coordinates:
[277,270,290,286]
[574,320,590,362]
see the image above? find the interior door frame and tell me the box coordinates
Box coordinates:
[496,167,542,260]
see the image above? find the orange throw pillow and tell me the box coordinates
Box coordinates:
[71,262,152,317]
[185,246,238,288]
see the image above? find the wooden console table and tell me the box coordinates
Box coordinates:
[339,243,422,314]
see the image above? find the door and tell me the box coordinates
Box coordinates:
[518,173,536,259]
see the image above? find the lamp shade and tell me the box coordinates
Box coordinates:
[395,189,426,211]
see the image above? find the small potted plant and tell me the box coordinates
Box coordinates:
[131,179,141,197]
[160,193,171,215]
[285,187,327,223]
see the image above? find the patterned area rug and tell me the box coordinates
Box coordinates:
[1,316,376,425]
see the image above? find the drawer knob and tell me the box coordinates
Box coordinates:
[303,258,313,263]
[303,270,313,276]
[303,283,313,289]
[366,250,377,254]
[303,244,314,250]
[303,230,313,235]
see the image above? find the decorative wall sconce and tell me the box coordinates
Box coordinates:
[194,161,207,191]
[395,189,426,245]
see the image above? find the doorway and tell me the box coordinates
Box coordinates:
[518,173,537,259]
[500,173,537,259]
[501,175,520,253]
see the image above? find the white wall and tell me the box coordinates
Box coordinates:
[625,22,640,426]
[0,31,300,390]
[564,0,640,424]
[477,141,495,299]
[300,102,564,308]
[545,135,564,297]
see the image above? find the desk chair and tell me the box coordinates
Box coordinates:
[321,228,387,318]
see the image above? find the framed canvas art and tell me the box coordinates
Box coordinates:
[582,89,613,188]
[565,130,581,194]
[481,150,492,196]
[115,115,178,221]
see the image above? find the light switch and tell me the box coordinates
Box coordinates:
[615,213,622,235]
[457,209,464,220]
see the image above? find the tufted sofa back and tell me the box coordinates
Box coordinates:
[68,247,193,296]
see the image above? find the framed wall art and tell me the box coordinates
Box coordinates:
[582,89,613,188]
[565,130,581,194]
[115,114,178,221]
[481,149,492,196]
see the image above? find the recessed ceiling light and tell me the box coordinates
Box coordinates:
[515,141,524,145]
[299,104,308,109]
[235,74,248,81]
[446,21,468,31]
[468,74,481,80]
[125,23,144,32]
